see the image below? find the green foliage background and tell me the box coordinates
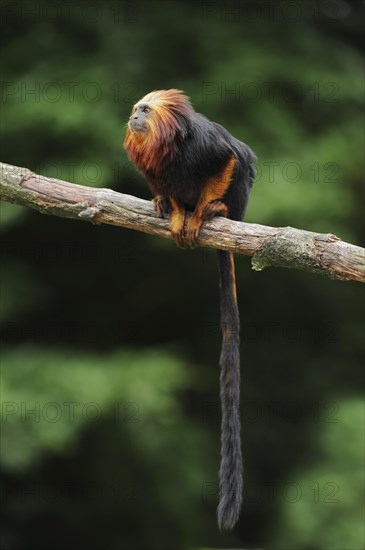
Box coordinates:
[1,1,364,549]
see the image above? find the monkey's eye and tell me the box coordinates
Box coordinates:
[141,106,151,114]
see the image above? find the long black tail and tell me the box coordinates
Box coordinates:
[217,250,242,530]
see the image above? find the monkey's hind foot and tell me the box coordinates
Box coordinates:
[184,201,227,248]
[152,196,171,218]
[202,200,228,221]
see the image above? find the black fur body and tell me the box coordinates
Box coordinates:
[146,112,256,219]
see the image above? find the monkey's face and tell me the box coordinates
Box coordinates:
[124,89,194,173]
[128,103,152,133]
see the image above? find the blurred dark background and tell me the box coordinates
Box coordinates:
[1,1,364,549]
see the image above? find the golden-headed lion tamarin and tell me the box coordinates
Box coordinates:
[124,89,256,530]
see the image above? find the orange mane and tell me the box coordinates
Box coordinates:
[124,89,194,174]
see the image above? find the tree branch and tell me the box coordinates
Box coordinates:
[1,162,364,283]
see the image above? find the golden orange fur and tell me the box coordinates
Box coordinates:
[124,89,193,173]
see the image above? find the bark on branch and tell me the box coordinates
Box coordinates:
[1,162,364,283]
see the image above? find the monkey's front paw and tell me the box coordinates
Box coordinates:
[152,196,171,218]
[170,206,186,248]
[184,220,202,249]
[171,228,186,249]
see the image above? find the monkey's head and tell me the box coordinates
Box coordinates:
[124,89,194,174]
